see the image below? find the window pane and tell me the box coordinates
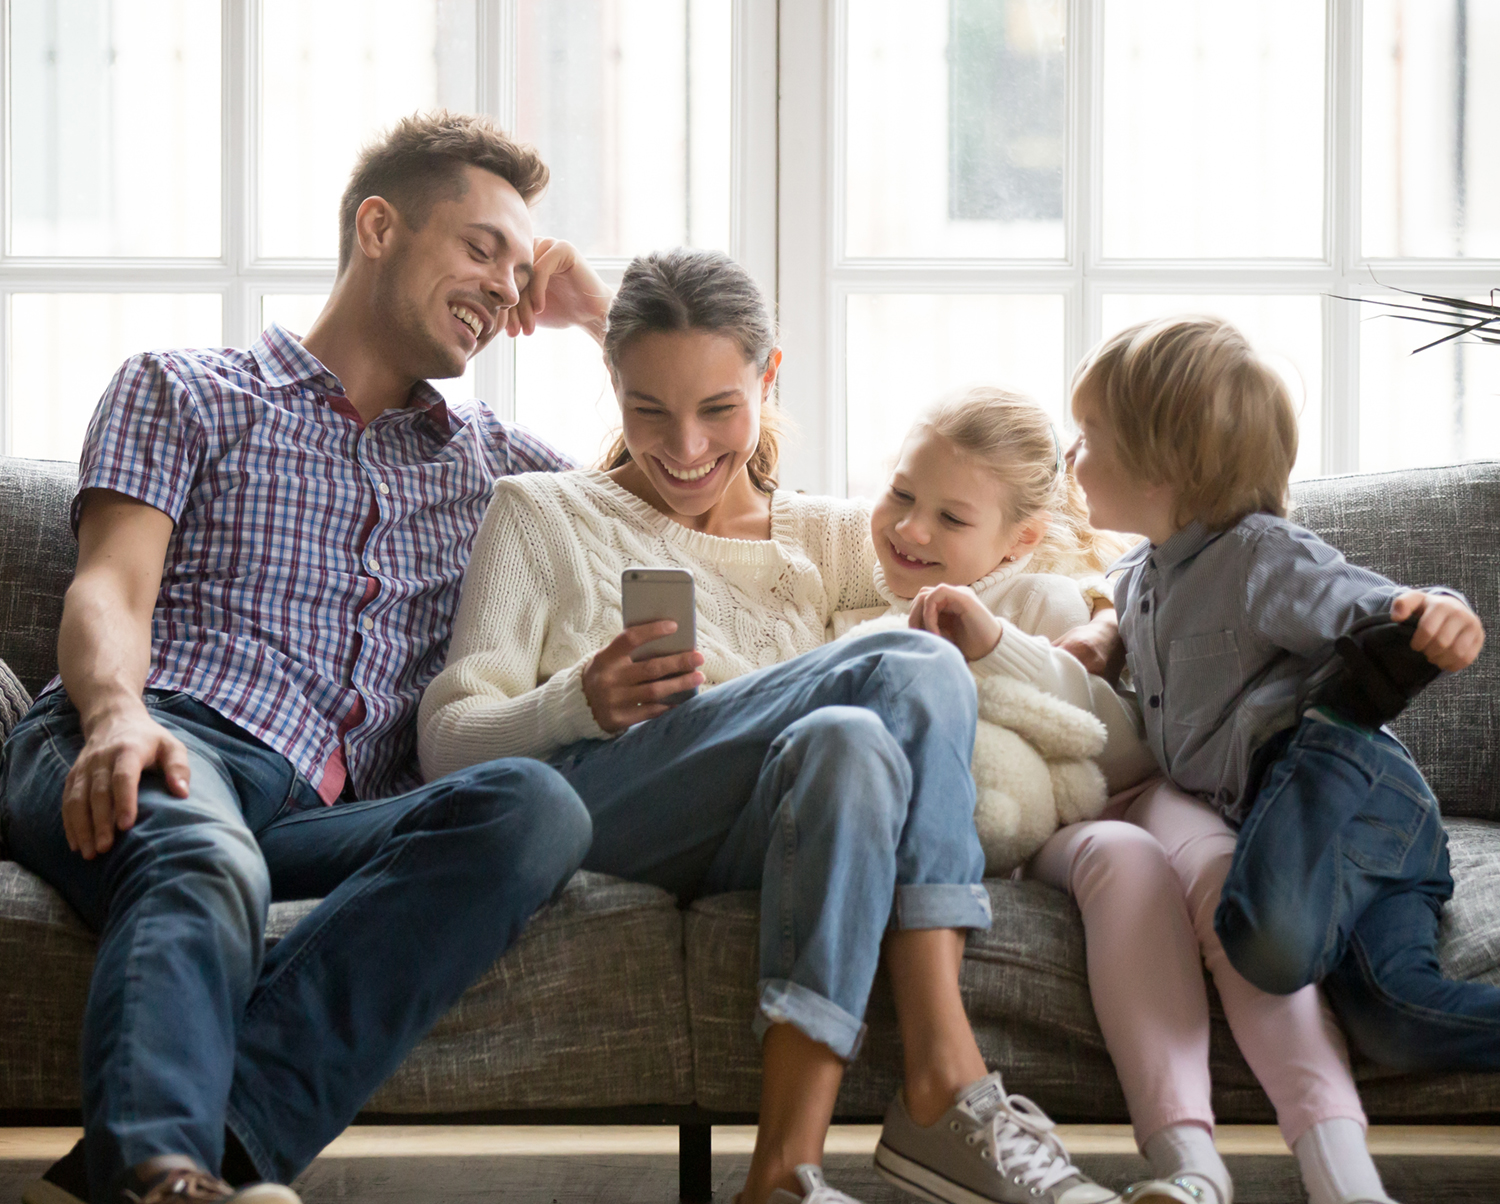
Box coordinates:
[259,0,476,259]
[10,294,222,461]
[515,327,617,468]
[845,0,1066,259]
[1363,0,1500,258]
[9,0,220,257]
[845,295,1065,500]
[1099,296,1323,479]
[516,0,732,258]
[1101,1,1324,258]
[1359,298,1500,470]
[259,293,475,409]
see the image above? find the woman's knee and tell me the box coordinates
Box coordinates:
[778,706,910,828]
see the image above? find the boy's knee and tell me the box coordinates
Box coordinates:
[1213,891,1323,994]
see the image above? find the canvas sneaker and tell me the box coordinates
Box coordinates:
[875,1072,1120,1204]
[1120,1178,1226,1204]
[765,1164,868,1203]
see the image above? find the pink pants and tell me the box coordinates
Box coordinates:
[1028,779,1366,1149]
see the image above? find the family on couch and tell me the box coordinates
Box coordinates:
[0,111,1492,1204]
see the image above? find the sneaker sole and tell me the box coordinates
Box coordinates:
[228,1189,302,1203]
[22,1181,86,1204]
[874,1141,1023,1204]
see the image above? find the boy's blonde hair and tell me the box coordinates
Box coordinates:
[920,386,1132,576]
[1072,316,1298,531]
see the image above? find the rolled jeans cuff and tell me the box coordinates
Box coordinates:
[893,883,992,931]
[753,978,869,1061]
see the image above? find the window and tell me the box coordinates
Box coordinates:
[0,0,775,466]
[778,0,1500,498]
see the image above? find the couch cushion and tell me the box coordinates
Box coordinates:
[0,863,693,1113]
[685,865,1500,1121]
[0,457,78,698]
[1290,462,1500,820]
[0,655,29,742]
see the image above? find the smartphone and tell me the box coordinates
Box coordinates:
[621,567,698,704]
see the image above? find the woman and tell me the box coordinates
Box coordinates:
[419,249,1119,1204]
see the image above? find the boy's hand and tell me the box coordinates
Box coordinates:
[908,584,1002,662]
[1056,607,1126,683]
[1391,590,1485,672]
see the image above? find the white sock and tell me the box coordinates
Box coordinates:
[1293,1118,1394,1204]
[1141,1122,1232,1204]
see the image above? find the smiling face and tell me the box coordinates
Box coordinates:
[369,164,535,381]
[611,328,777,522]
[870,427,1046,599]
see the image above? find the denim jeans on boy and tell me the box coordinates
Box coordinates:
[549,627,991,1061]
[0,688,590,1199]
[1215,715,1500,1071]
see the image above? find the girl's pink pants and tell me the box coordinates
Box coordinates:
[1028,779,1367,1149]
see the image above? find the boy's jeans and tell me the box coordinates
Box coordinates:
[1215,715,1500,1071]
[0,688,591,1198]
[550,628,992,1061]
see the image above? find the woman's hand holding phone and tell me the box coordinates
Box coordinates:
[583,623,706,733]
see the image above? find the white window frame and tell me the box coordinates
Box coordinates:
[775,0,1500,496]
[0,0,778,456]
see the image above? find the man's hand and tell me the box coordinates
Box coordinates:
[507,238,613,344]
[1055,607,1126,683]
[907,585,1003,662]
[582,622,705,733]
[1392,590,1485,672]
[62,702,190,859]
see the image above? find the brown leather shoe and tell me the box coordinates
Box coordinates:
[123,1159,300,1203]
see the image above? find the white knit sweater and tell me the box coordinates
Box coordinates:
[418,469,880,777]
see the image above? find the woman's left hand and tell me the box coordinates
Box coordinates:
[506,237,613,343]
[908,584,1003,661]
[1055,607,1125,683]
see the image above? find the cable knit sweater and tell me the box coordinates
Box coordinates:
[418,469,880,777]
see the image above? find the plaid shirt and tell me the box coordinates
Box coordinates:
[63,323,572,801]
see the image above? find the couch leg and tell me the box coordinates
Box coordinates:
[679,1122,713,1202]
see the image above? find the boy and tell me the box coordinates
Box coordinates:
[1068,315,1496,1072]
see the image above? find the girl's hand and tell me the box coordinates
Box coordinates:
[507,237,612,343]
[582,622,706,733]
[1055,608,1126,683]
[1392,590,1485,672]
[908,584,1002,661]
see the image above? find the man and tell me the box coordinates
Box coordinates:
[1,112,611,1204]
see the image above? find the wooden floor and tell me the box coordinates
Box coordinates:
[2,1125,1497,1202]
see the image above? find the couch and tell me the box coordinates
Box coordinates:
[2,455,1498,1201]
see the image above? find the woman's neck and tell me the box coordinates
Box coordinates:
[608,459,773,541]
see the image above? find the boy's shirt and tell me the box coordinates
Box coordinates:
[48,323,572,803]
[1112,512,1463,822]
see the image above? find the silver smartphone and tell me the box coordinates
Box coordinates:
[621,567,698,703]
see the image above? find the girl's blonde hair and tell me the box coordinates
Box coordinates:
[920,386,1133,576]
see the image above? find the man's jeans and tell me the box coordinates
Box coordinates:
[550,628,992,1061]
[1215,715,1500,1071]
[0,689,591,1198]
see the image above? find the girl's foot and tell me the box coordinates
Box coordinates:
[875,1071,1120,1203]
[1121,1176,1226,1204]
[734,1164,867,1204]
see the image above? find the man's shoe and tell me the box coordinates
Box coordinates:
[22,1137,88,1204]
[875,1072,1120,1204]
[120,1160,301,1203]
[765,1164,868,1203]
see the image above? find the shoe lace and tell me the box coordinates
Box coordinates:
[126,1169,235,1202]
[982,1091,1082,1195]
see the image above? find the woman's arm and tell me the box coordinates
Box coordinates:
[418,482,609,779]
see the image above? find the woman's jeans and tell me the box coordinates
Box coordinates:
[550,629,991,1061]
[0,688,591,1198]
[1215,715,1500,1071]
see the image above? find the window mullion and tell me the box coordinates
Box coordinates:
[226,0,254,343]
[1325,0,1360,475]
[473,0,514,423]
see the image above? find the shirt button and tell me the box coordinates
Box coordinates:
[378,482,390,495]
[368,557,380,572]
[1149,694,1161,708]
[362,616,374,631]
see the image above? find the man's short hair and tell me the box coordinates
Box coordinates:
[1072,316,1299,531]
[337,110,549,272]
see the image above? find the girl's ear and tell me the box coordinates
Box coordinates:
[1011,512,1050,555]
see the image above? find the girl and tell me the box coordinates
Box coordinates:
[418,250,1119,1204]
[868,388,1398,1204]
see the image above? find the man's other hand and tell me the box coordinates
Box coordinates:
[507,238,613,343]
[62,702,190,859]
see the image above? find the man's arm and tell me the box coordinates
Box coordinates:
[57,489,191,859]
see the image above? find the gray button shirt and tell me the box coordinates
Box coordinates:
[1112,513,1458,823]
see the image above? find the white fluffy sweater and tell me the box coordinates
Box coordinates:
[418,469,880,777]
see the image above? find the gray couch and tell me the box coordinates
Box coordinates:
[2,455,1499,1200]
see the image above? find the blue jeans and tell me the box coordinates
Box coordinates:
[0,688,591,1197]
[549,628,991,1061]
[1215,715,1500,1071]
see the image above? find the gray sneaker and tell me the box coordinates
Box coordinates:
[875,1072,1120,1204]
[765,1164,867,1203]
